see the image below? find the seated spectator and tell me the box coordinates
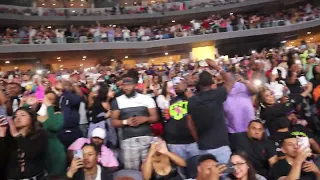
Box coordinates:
[67,143,113,180]
[187,154,227,180]
[0,107,48,179]
[226,152,266,180]
[141,138,186,180]
[114,169,143,180]
[233,120,277,177]
[269,134,320,180]
[269,117,320,157]
[68,127,119,170]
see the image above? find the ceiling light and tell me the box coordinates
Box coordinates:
[80,64,83,66]
[172,20,175,23]
[70,4,73,6]
[83,56,86,58]
[291,42,295,44]
[134,2,137,4]
[165,52,168,55]
[80,4,83,6]
[109,25,112,27]
[307,41,311,43]
[281,40,287,43]
[47,26,52,29]
[60,69,63,71]
[151,59,154,61]
[5,61,10,64]
[113,25,116,27]
[14,67,18,69]
[230,13,233,15]
[151,0,155,3]
[82,59,85,61]
[42,3,45,5]
[251,50,256,54]
[125,56,128,59]
[307,32,311,34]
[111,59,115,62]
[52,3,56,6]
[57,57,61,59]
[60,65,63,67]
[310,38,313,40]
[58,60,61,62]
[81,0,84,1]
[125,2,127,5]
[72,10,75,13]
[36,70,43,74]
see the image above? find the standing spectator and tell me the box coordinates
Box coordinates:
[0,107,48,179]
[5,82,22,116]
[224,75,257,149]
[111,73,158,170]
[122,27,131,42]
[55,28,65,43]
[56,81,83,149]
[138,26,145,41]
[161,78,199,161]
[28,26,36,44]
[93,21,101,43]
[79,26,88,43]
[107,27,115,42]
[188,59,235,164]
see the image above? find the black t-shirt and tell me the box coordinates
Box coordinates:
[260,102,293,135]
[188,87,229,150]
[287,80,303,95]
[269,159,316,180]
[164,96,195,144]
[234,133,276,177]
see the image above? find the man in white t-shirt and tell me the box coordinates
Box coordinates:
[28,26,37,44]
[55,29,65,43]
[122,27,131,42]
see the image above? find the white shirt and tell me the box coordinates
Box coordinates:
[138,29,145,38]
[94,27,101,37]
[29,29,36,37]
[122,29,130,38]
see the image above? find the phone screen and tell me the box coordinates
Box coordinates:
[74,150,83,159]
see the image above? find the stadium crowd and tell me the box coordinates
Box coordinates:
[0,3,318,45]
[0,0,245,17]
[0,38,320,180]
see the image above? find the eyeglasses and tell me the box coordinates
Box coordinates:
[232,162,247,168]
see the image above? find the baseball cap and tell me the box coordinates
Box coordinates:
[91,128,106,140]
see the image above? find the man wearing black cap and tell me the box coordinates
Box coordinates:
[111,73,158,170]
[188,59,235,164]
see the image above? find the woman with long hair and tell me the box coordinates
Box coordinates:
[141,138,186,180]
[226,152,266,180]
[0,107,48,179]
[258,87,292,135]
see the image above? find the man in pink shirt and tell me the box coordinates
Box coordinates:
[68,127,119,171]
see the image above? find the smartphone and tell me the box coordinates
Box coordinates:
[0,115,8,125]
[217,163,235,174]
[297,137,310,150]
[199,60,208,67]
[74,150,83,159]
[150,137,158,144]
[298,76,308,87]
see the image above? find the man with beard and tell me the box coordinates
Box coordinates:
[233,120,278,177]
[111,73,158,170]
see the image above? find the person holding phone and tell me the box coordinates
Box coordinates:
[141,138,186,180]
[269,134,320,180]
[0,107,48,180]
[67,143,113,180]
[226,152,266,180]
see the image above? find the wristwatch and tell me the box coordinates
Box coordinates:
[122,120,128,126]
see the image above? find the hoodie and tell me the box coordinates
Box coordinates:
[59,90,81,129]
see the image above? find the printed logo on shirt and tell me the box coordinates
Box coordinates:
[169,100,188,120]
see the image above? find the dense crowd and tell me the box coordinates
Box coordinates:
[0,39,320,180]
[0,3,318,45]
[0,0,245,17]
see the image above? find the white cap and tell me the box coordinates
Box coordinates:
[91,128,106,140]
